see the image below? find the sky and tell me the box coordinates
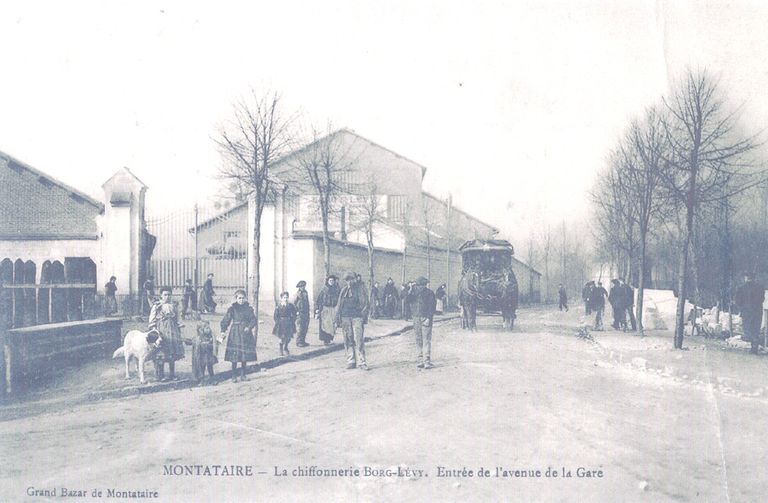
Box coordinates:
[1,0,767,247]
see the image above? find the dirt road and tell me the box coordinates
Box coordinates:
[2,306,767,502]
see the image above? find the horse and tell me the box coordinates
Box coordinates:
[500,273,519,331]
[458,270,479,331]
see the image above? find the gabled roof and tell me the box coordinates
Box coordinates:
[102,166,148,189]
[0,150,103,210]
[273,128,429,179]
[1,150,103,240]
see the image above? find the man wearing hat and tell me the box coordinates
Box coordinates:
[335,271,371,370]
[294,280,310,347]
[407,276,437,369]
[735,272,766,354]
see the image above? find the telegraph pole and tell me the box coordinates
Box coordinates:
[446,193,452,309]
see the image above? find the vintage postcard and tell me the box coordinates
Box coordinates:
[2,1,768,501]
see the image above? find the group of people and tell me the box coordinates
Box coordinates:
[135,271,443,384]
[581,279,636,331]
[140,273,217,318]
[369,278,447,321]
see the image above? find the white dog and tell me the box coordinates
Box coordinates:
[112,329,162,384]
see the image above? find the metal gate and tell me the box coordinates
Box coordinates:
[146,203,248,303]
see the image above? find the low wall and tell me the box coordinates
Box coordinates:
[2,318,122,396]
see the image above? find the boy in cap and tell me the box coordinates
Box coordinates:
[407,277,437,369]
[294,280,310,347]
[335,271,370,370]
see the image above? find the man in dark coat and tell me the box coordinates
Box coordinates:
[621,279,637,331]
[590,281,608,330]
[294,280,310,347]
[382,278,399,318]
[104,276,118,315]
[735,272,766,354]
[335,272,370,370]
[200,273,217,314]
[407,277,437,369]
[608,279,626,330]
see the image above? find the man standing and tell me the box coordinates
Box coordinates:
[407,277,437,369]
[622,279,637,331]
[735,272,765,355]
[336,272,370,370]
[104,276,118,315]
[590,281,608,330]
[200,273,217,314]
[608,279,626,330]
[294,280,310,347]
[558,284,568,312]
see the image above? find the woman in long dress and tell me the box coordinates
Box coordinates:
[220,289,258,382]
[315,275,340,345]
[149,287,185,381]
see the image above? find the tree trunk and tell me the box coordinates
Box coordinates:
[367,228,375,294]
[321,210,331,278]
[252,211,262,339]
[637,235,647,334]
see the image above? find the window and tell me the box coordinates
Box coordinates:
[388,195,408,222]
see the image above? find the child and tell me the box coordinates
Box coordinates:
[273,291,297,356]
[148,287,185,381]
[191,321,217,384]
[220,290,258,383]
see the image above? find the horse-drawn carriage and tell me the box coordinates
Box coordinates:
[458,239,519,331]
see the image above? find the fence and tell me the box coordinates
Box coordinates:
[146,204,248,300]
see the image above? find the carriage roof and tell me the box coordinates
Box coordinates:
[459,239,514,255]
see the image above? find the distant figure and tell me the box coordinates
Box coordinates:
[407,277,437,369]
[401,282,414,320]
[273,291,297,357]
[590,281,608,330]
[582,281,594,315]
[104,276,118,315]
[435,283,447,315]
[200,273,217,314]
[558,284,568,312]
[382,278,399,318]
[142,275,155,316]
[182,278,197,316]
[735,272,766,354]
[294,280,310,347]
[608,279,627,330]
[315,275,340,345]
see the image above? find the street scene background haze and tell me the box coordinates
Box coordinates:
[0,0,766,247]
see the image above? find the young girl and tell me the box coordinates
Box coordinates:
[220,290,258,382]
[273,291,297,356]
[148,287,185,381]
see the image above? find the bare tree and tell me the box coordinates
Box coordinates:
[349,176,387,293]
[215,90,294,334]
[289,126,357,278]
[623,106,670,333]
[661,69,761,349]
